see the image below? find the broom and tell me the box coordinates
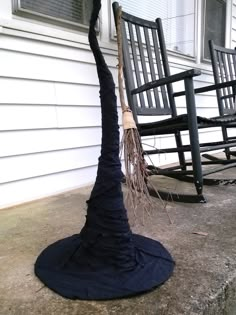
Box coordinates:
[116,6,153,215]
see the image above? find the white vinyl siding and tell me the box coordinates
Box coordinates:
[0,30,120,208]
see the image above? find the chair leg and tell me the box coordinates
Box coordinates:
[184,77,203,197]
[175,131,186,170]
[222,126,231,160]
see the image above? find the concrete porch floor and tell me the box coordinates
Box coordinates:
[0,172,236,315]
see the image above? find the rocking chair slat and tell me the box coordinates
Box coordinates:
[127,21,145,110]
[151,28,169,112]
[143,27,161,110]
[221,52,234,109]
[217,51,230,110]
[135,24,154,108]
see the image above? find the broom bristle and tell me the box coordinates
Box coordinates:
[121,127,153,217]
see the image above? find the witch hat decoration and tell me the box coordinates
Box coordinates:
[34,0,175,300]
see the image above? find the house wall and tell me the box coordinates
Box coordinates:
[0,0,233,209]
[0,0,119,209]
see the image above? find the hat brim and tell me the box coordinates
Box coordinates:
[35,233,174,300]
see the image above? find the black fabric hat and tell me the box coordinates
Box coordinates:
[34,0,174,300]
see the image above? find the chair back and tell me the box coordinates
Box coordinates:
[209,40,236,115]
[112,2,177,124]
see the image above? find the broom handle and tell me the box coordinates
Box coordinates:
[116,7,129,112]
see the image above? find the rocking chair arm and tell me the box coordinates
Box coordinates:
[174,79,236,97]
[131,69,201,95]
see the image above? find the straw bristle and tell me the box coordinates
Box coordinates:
[120,127,153,217]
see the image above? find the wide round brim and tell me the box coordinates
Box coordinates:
[35,233,174,300]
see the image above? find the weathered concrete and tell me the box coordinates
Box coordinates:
[0,171,236,315]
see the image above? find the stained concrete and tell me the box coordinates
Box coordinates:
[0,173,236,315]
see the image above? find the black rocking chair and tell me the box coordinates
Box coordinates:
[112,2,236,203]
[208,40,236,159]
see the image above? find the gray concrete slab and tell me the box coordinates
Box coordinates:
[0,174,236,315]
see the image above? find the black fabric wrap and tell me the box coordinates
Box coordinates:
[34,0,175,300]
